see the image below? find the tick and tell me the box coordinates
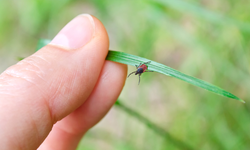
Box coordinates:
[127,61,153,85]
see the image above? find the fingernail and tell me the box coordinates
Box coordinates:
[50,14,95,49]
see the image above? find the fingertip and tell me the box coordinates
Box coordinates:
[0,14,111,149]
[37,60,127,149]
[102,60,127,84]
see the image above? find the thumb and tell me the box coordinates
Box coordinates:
[0,14,112,149]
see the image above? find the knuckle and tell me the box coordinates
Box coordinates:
[0,55,49,95]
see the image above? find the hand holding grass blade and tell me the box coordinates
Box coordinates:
[37,39,244,103]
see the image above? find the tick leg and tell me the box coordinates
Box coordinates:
[127,71,137,78]
[143,61,151,64]
[145,70,154,72]
[136,63,142,69]
[138,74,141,85]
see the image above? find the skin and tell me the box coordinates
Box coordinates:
[0,15,127,150]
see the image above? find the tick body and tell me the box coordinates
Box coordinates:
[127,61,153,85]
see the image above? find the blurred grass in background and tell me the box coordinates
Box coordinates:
[0,0,250,149]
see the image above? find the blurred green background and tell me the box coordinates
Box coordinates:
[0,0,250,149]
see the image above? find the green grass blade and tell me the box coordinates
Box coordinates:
[36,39,243,102]
[107,51,244,103]
[115,100,194,150]
[151,0,250,33]
[36,39,51,51]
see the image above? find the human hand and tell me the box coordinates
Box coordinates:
[0,14,127,150]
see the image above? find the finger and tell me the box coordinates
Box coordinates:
[0,14,109,149]
[38,61,127,150]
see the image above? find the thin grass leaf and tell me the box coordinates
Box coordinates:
[107,51,244,103]
[17,39,50,61]
[151,0,250,33]
[115,100,194,150]
[36,39,243,102]
[36,39,51,51]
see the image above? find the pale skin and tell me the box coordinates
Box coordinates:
[0,15,127,149]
